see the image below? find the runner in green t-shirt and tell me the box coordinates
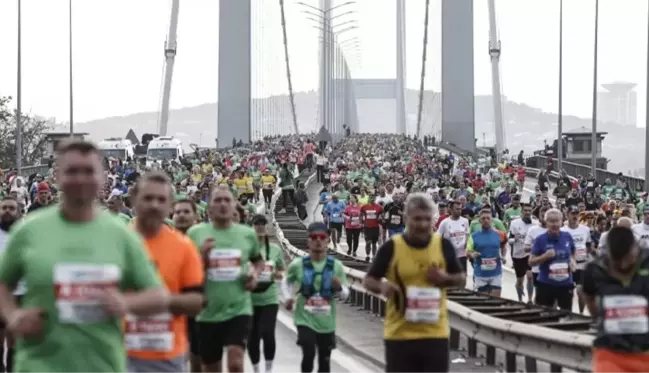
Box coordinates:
[187,187,264,373]
[248,214,285,373]
[281,222,349,373]
[0,141,167,372]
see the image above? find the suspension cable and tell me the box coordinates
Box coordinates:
[279,0,299,134]
[415,0,431,138]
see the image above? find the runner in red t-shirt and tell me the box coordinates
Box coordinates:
[360,196,383,261]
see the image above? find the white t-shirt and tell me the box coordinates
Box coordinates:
[561,224,592,269]
[437,217,470,258]
[632,223,649,250]
[12,186,28,203]
[316,155,327,166]
[0,230,25,295]
[376,195,393,206]
[525,226,547,273]
[509,218,539,259]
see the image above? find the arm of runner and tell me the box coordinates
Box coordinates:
[169,237,205,316]
[439,238,465,286]
[121,228,170,316]
[0,223,27,324]
[363,240,399,297]
[333,260,350,300]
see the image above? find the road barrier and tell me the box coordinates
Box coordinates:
[270,167,594,372]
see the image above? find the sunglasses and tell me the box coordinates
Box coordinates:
[309,233,328,241]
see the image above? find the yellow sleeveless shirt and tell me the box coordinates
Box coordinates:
[384,233,449,340]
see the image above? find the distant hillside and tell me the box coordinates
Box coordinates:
[67,90,639,173]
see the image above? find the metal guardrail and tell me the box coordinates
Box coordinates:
[270,167,594,372]
[2,165,51,180]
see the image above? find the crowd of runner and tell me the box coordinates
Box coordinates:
[0,130,647,372]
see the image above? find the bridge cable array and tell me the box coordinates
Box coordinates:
[279,0,300,135]
[415,0,431,139]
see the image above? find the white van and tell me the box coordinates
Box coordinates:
[98,138,135,160]
[146,136,184,163]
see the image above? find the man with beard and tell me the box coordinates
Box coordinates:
[0,197,19,372]
[171,199,202,372]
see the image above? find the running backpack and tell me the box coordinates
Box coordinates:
[300,255,335,299]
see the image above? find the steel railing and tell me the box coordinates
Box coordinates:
[270,165,594,372]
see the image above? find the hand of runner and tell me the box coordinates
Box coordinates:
[285,298,295,311]
[7,308,45,338]
[545,248,556,258]
[470,251,481,259]
[201,238,216,254]
[332,276,342,290]
[379,281,400,298]
[427,264,449,287]
[100,288,128,317]
[244,271,258,290]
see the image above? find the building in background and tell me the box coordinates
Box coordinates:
[597,82,637,127]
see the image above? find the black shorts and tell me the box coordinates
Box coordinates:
[385,338,449,372]
[512,257,531,278]
[364,227,380,243]
[535,282,573,311]
[573,269,583,285]
[187,317,199,355]
[296,325,336,350]
[458,257,468,273]
[532,272,539,285]
[329,222,343,234]
[197,316,252,364]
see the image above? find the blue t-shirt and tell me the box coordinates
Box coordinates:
[471,229,503,278]
[319,192,329,204]
[532,231,575,287]
[324,200,346,223]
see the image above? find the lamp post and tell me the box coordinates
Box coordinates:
[644,4,649,191]
[557,0,564,171]
[16,0,22,172]
[590,0,599,177]
[298,0,356,137]
[69,0,74,137]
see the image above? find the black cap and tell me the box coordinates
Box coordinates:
[307,222,329,234]
[568,205,579,213]
[251,214,268,225]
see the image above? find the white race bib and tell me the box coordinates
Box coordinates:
[304,295,331,316]
[264,183,273,189]
[124,312,173,351]
[480,258,498,272]
[405,287,441,324]
[548,262,570,281]
[207,249,242,282]
[258,261,275,283]
[54,263,121,324]
[575,247,588,262]
[365,211,377,219]
[332,213,341,219]
[350,216,361,226]
[390,215,401,225]
[603,295,649,334]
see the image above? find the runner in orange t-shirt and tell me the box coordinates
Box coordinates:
[127,172,205,372]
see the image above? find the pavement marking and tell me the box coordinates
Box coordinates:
[276,308,375,373]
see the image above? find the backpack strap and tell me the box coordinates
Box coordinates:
[320,256,336,298]
[300,256,315,298]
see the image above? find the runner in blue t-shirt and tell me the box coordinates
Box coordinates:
[323,194,346,249]
[530,208,576,311]
[468,209,506,296]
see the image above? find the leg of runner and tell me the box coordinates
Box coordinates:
[525,270,534,304]
[248,307,264,372]
[512,257,528,302]
[345,227,354,255]
[351,228,361,255]
[297,326,335,373]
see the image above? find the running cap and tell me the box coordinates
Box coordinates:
[307,222,329,235]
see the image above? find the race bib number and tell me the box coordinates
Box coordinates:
[480,258,498,272]
[390,215,401,225]
[548,262,570,282]
[258,261,275,283]
[332,213,341,219]
[350,216,361,227]
[575,247,588,262]
[124,313,173,351]
[405,287,441,324]
[207,249,242,282]
[304,295,331,316]
[587,182,594,188]
[264,183,273,189]
[603,295,649,334]
[54,263,121,324]
[365,210,377,220]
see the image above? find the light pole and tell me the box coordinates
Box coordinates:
[298,0,356,137]
[68,0,74,137]
[16,0,22,172]
[590,0,599,177]
[645,4,649,190]
[558,0,564,171]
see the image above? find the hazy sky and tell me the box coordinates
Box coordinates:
[0,0,648,128]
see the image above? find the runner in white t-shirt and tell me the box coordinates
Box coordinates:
[437,201,470,286]
[508,204,538,303]
[561,206,592,314]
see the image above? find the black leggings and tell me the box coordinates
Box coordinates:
[345,228,361,254]
[263,189,273,205]
[247,304,279,365]
[297,326,335,373]
[282,189,295,209]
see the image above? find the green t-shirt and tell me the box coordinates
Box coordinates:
[251,242,285,307]
[187,222,261,323]
[470,217,506,233]
[503,207,522,225]
[286,256,347,334]
[0,207,161,372]
[335,190,350,201]
[116,212,131,224]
